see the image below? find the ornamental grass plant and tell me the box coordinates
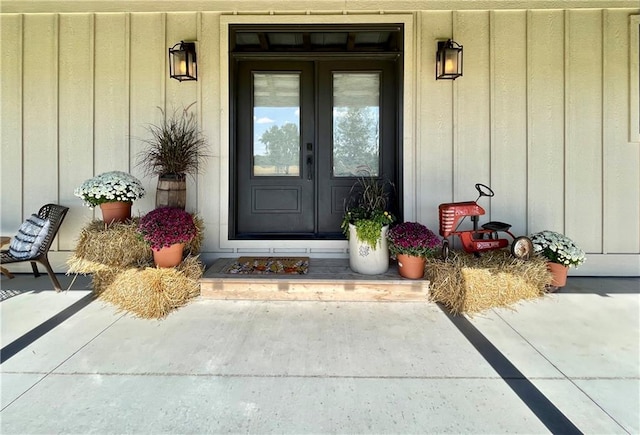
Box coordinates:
[387,221,441,258]
[530,230,586,268]
[136,103,209,180]
[74,171,145,208]
[137,207,197,250]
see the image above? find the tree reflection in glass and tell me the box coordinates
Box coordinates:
[333,72,380,177]
[253,72,300,176]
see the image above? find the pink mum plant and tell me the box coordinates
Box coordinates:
[137,206,197,250]
[387,221,441,258]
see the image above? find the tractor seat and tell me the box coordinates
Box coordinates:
[482,221,512,232]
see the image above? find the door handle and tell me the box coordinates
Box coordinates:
[306,155,313,180]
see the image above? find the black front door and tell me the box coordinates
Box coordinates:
[234,58,398,238]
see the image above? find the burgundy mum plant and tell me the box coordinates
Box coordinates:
[137,207,197,250]
[387,221,441,258]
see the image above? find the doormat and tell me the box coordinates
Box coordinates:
[224,257,309,275]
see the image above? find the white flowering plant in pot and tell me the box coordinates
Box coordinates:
[74,171,146,208]
[530,230,586,268]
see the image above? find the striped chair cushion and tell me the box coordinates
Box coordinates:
[9,214,51,259]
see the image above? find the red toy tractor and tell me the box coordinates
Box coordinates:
[438,183,533,260]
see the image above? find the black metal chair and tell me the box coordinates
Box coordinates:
[1,204,69,291]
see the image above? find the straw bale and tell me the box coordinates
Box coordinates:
[98,256,203,319]
[92,269,121,296]
[427,250,551,315]
[188,215,204,255]
[72,219,152,268]
[71,215,204,270]
[67,215,206,318]
[67,254,117,275]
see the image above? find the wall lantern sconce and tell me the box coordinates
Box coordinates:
[169,41,197,81]
[436,39,463,80]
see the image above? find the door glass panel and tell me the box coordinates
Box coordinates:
[253,72,300,176]
[332,72,380,177]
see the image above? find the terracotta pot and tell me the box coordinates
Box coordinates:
[100,201,132,224]
[152,243,185,268]
[547,262,569,287]
[396,254,426,279]
[348,223,389,275]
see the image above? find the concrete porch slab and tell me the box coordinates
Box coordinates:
[200,257,430,302]
[1,274,638,433]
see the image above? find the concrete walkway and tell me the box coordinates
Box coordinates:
[1,273,638,434]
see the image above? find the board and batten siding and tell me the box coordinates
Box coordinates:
[417,8,640,276]
[0,6,639,276]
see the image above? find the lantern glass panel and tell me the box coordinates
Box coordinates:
[444,50,458,74]
[173,51,188,76]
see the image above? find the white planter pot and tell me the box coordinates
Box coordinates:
[348,223,389,275]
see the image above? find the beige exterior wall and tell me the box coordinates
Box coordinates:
[1,1,639,276]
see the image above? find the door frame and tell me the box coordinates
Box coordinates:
[219,14,416,251]
[232,58,400,239]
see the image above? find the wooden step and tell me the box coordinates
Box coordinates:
[200,258,430,302]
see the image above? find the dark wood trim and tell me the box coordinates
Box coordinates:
[230,23,404,54]
[228,24,404,240]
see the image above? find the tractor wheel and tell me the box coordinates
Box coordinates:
[441,240,450,261]
[511,236,533,260]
